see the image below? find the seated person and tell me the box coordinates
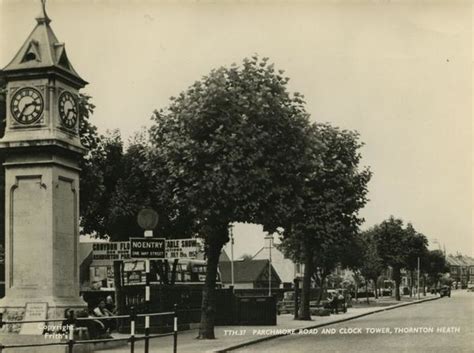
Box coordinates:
[62,309,107,340]
[323,293,338,313]
[75,309,107,340]
[337,291,346,313]
[92,300,116,333]
[105,296,116,314]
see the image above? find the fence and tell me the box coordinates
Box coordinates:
[0,305,183,353]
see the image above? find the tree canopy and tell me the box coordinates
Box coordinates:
[279,122,371,319]
[422,249,448,286]
[148,56,314,338]
[149,56,312,235]
[370,216,429,300]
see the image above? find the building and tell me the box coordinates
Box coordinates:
[252,246,303,288]
[446,254,474,287]
[218,259,281,289]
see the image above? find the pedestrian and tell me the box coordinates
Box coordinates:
[331,293,339,314]
[337,290,346,313]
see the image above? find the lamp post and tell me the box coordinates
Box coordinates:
[229,224,235,290]
[417,256,420,300]
[265,234,274,296]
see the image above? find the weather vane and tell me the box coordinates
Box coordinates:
[37,0,51,24]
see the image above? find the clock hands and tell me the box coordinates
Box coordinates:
[19,100,39,119]
[65,107,77,122]
[66,107,76,117]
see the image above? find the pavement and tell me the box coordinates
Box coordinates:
[95,292,443,353]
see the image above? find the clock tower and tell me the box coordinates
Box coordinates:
[0,1,87,324]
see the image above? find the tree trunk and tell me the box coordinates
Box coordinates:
[298,247,313,320]
[197,225,228,339]
[423,274,427,296]
[314,273,325,306]
[170,258,178,285]
[409,271,414,298]
[354,281,359,302]
[393,267,401,301]
[113,261,125,331]
[374,279,378,299]
[366,280,370,304]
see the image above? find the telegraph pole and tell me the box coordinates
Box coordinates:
[265,234,274,296]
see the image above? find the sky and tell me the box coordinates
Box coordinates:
[1,0,472,258]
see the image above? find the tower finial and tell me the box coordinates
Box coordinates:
[36,0,51,25]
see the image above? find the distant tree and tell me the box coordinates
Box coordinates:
[422,250,448,288]
[148,56,312,338]
[372,216,413,301]
[239,254,253,261]
[403,224,428,297]
[358,230,385,302]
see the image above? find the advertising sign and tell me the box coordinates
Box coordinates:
[92,242,131,261]
[165,238,201,259]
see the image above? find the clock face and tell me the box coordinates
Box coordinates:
[58,91,78,129]
[10,87,44,125]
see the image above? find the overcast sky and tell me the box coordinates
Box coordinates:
[1,0,472,258]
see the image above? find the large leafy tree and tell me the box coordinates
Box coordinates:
[279,123,371,319]
[80,128,163,241]
[148,56,312,338]
[79,129,124,237]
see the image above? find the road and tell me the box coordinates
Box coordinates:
[234,291,474,353]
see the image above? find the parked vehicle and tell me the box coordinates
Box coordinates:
[277,291,296,315]
[439,286,451,297]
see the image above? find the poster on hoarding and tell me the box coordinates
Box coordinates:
[165,238,202,259]
[92,241,131,261]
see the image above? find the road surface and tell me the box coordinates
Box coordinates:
[235,290,474,353]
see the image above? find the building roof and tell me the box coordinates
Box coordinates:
[2,4,86,85]
[252,246,301,283]
[219,249,230,262]
[219,259,281,284]
[79,243,93,265]
[446,254,474,267]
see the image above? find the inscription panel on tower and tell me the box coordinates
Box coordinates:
[54,177,76,297]
[12,176,49,288]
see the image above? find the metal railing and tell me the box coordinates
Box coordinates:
[0,305,188,353]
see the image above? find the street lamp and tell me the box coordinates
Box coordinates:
[417,256,420,300]
[265,234,274,296]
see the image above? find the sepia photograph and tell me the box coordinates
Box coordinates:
[0,0,472,352]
